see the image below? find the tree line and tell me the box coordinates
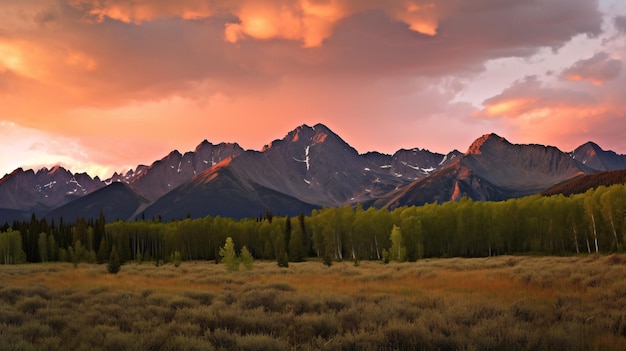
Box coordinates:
[2,184,626,265]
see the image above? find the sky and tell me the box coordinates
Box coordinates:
[1,0,626,179]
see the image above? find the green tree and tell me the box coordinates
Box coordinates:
[219,237,239,271]
[170,250,182,267]
[240,246,254,270]
[96,237,110,264]
[0,229,26,264]
[37,232,48,262]
[107,245,121,274]
[381,248,390,264]
[288,218,306,262]
[389,225,407,262]
[277,249,289,268]
[47,233,58,261]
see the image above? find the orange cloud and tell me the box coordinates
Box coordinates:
[70,1,441,47]
[0,40,43,79]
[394,2,438,36]
[70,0,213,24]
[224,0,345,48]
[65,50,98,71]
[480,98,536,119]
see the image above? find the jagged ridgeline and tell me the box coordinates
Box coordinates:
[1,124,626,224]
[2,182,625,264]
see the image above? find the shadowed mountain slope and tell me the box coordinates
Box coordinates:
[142,158,320,220]
[46,182,150,223]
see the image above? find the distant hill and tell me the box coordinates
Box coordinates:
[541,169,626,197]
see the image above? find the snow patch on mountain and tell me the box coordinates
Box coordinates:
[439,155,448,165]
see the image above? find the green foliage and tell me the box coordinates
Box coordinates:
[0,229,26,264]
[288,217,306,262]
[96,237,110,264]
[37,233,48,263]
[7,183,626,265]
[69,240,94,267]
[47,234,57,262]
[170,250,182,267]
[107,245,121,274]
[240,246,254,270]
[219,237,240,271]
[323,254,333,267]
[58,248,68,263]
[388,225,407,262]
[277,250,289,268]
[381,249,390,264]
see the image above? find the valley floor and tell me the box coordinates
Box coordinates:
[2,255,626,350]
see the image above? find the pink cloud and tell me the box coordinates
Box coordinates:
[474,72,626,153]
[560,52,622,86]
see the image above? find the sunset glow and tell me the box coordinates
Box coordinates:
[1,0,625,179]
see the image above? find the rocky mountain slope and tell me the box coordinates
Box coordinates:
[0,166,104,219]
[377,134,598,208]
[1,124,625,222]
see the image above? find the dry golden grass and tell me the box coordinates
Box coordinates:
[2,255,626,350]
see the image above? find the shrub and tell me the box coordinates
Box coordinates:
[236,334,289,351]
[17,296,47,314]
[183,291,215,305]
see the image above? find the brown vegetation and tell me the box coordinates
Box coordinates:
[2,256,626,350]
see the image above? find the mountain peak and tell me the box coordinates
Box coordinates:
[575,141,602,154]
[571,140,626,171]
[465,133,508,155]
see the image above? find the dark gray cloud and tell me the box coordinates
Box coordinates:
[614,15,626,33]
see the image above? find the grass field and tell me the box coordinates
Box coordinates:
[2,255,626,350]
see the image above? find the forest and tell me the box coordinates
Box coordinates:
[1,184,626,266]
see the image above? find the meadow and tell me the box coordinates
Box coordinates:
[2,255,626,351]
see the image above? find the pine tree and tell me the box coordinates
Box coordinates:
[288,220,306,262]
[107,245,121,274]
[96,237,110,264]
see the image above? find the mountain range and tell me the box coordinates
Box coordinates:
[2,123,626,223]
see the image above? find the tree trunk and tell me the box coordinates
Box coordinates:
[591,214,599,253]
